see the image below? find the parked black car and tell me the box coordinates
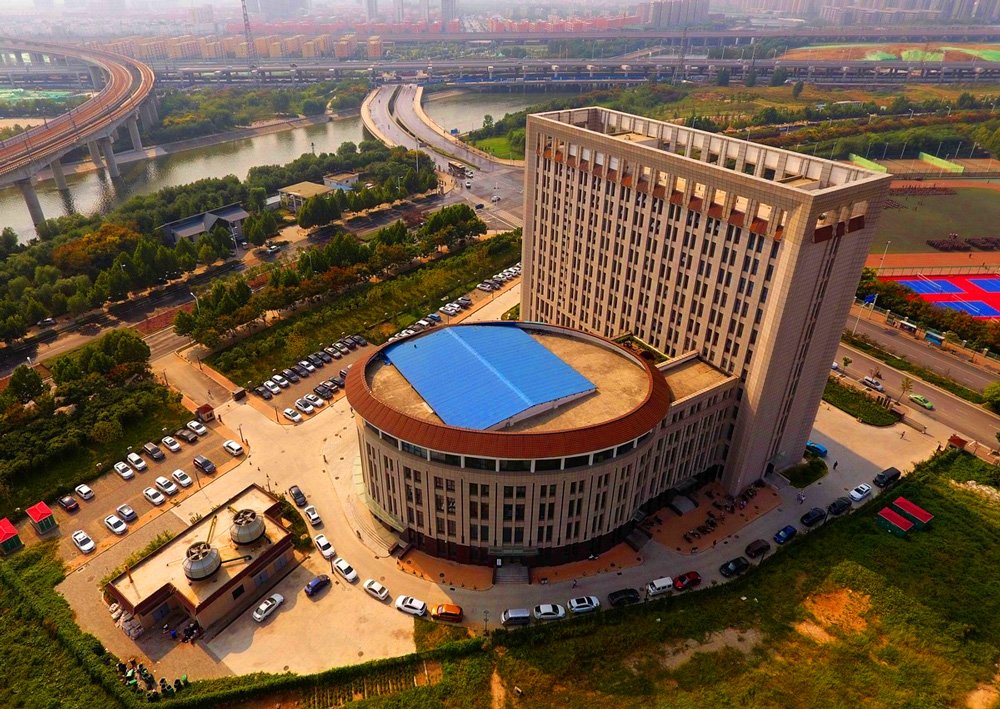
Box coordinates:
[313,385,334,400]
[352,335,368,346]
[288,485,307,507]
[193,455,217,474]
[827,497,852,516]
[608,588,641,607]
[800,507,828,528]
[719,556,751,578]
[174,428,199,444]
[291,364,310,378]
[281,368,300,383]
[254,385,272,400]
[744,539,771,559]
[316,350,333,363]
[306,353,325,368]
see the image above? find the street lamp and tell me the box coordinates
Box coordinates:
[189,291,200,313]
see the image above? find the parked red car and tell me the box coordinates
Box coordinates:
[673,571,702,591]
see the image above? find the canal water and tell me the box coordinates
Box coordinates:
[2,89,569,241]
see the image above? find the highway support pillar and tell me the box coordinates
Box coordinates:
[126,116,142,152]
[16,178,45,230]
[50,158,68,191]
[98,137,120,178]
[88,65,103,89]
[87,140,102,167]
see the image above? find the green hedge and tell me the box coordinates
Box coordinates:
[823,377,900,426]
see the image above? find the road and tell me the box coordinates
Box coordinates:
[836,342,999,446]
[0,40,154,183]
[849,310,996,392]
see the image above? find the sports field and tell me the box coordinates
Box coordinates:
[881,274,1000,318]
[872,185,1000,254]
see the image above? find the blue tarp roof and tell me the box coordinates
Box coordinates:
[384,325,595,430]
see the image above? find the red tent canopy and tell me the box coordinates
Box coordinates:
[893,497,933,524]
[25,502,53,523]
[0,518,18,544]
[878,507,914,532]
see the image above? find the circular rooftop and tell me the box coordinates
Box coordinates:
[345,321,671,459]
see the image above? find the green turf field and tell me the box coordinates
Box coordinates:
[872,187,1000,254]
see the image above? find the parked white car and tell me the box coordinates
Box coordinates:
[74,484,94,500]
[394,595,427,616]
[304,505,322,527]
[161,436,181,453]
[252,593,284,622]
[113,462,135,480]
[143,487,166,506]
[171,469,193,488]
[333,557,358,583]
[126,452,147,471]
[363,579,390,601]
[314,534,335,559]
[567,596,601,614]
[283,408,303,423]
[533,604,566,621]
[104,514,128,535]
[223,440,245,456]
[155,476,179,496]
[186,420,208,436]
[71,530,96,554]
[849,483,873,502]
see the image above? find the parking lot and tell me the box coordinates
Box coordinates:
[57,420,245,564]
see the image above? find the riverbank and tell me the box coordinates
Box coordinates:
[31,114,336,184]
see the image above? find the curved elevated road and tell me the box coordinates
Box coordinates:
[0,39,155,226]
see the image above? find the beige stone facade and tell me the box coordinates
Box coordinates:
[521,107,891,492]
[348,322,737,564]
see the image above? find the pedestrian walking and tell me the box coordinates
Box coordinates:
[833,461,838,470]
[900,430,906,439]
[572,579,578,589]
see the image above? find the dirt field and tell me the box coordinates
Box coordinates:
[873,182,1000,255]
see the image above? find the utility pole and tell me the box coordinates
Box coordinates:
[240,0,260,83]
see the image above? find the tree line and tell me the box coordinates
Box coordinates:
[174,204,485,348]
[0,142,433,344]
[856,268,1000,353]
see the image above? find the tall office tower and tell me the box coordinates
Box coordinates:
[393,0,404,22]
[441,0,458,24]
[366,0,379,22]
[521,108,891,492]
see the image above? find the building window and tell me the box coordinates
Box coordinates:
[503,504,513,520]
[434,477,443,490]
[481,525,489,542]
[565,454,590,469]
[413,470,422,484]
[470,500,479,518]
[503,527,512,544]
[515,504,524,521]
[468,483,478,496]
[504,486,514,498]
[231,585,245,601]
[535,458,561,472]
[470,525,478,541]
[514,528,524,543]
[500,460,532,472]
[515,486,526,499]
[429,450,461,466]
[436,518,445,534]
[447,520,457,537]
[465,456,496,471]
[382,434,398,447]
[401,441,426,458]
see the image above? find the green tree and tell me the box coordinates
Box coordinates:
[744,68,757,87]
[247,186,267,212]
[174,308,197,336]
[198,243,216,266]
[482,114,494,131]
[9,364,44,403]
[841,356,852,371]
[90,418,124,444]
[301,98,326,116]
[716,68,730,87]
[769,67,789,86]
[898,376,914,403]
[984,381,1000,412]
[792,80,804,98]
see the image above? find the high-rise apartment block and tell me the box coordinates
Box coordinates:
[521,108,890,493]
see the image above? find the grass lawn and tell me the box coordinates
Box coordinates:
[823,376,901,426]
[783,456,829,488]
[414,618,472,651]
[872,186,1000,254]
[489,450,1000,707]
[470,135,522,160]
[0,396,190,521]
[0,544,131,708]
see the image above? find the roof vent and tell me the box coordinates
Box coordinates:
[230,508,265,545]
[182,542,221,581]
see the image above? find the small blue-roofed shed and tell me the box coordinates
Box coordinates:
[383,325,596,430]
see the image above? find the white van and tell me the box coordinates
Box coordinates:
[646,576,673,597]
[500,608,531,626]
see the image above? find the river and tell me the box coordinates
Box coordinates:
[1,89,568,241]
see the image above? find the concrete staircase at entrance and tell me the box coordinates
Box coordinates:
[493,561,530,585]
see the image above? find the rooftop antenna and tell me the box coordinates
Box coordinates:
[241,0,261,83]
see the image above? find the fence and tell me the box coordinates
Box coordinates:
[849,297,999,365]
[876,264,1000,277]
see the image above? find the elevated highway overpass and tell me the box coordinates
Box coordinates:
[160,55,1000,87]
[0,39,156,230]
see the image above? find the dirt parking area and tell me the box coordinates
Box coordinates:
[204,546,416,675]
